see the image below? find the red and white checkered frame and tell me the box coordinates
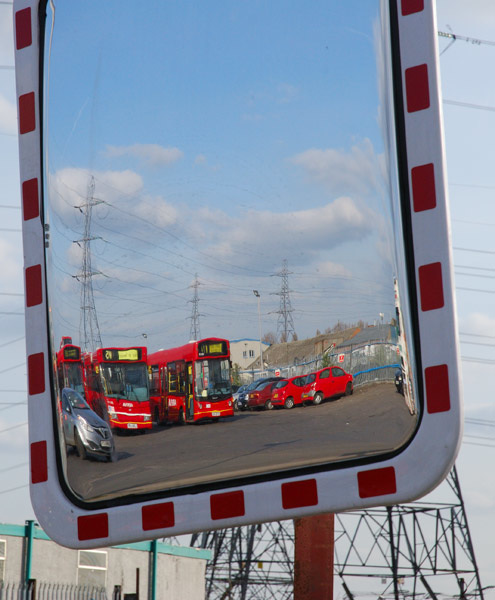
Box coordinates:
[14,0,462,548]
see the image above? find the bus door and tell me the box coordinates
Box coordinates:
[186,363,194,419]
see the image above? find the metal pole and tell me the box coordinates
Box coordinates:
[25,520,35,584]
[253,291,263,375]
[150,540,157,600]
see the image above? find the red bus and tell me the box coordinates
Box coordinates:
[56,339,85,397]
[148,338,234,424]
[83,347,152,431]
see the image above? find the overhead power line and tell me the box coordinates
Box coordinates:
[444,99,495,113]
[439,30,495,48]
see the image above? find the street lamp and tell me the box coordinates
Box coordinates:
[253,290,263,375]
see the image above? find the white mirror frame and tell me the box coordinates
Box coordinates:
[14,0,462,548]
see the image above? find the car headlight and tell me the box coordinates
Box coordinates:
[78,417,95,433]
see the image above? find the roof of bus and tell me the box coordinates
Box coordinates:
[148,338,229,364]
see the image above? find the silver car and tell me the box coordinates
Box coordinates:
[61,387,116,462]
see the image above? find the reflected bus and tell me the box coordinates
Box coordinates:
[148,338,234,425]
[83,347,152,432]
[56,338,85,397]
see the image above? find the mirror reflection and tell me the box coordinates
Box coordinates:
[44,0,419,503]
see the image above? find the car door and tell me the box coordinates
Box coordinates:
[331,367,347,395]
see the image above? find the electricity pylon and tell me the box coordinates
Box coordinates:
[74,175,103,352]
[189,273,202,341]
[273,259,296,343]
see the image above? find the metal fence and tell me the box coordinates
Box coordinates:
[240,342,400,388]
[0,582,108,600]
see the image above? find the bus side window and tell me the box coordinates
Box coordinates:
[177,361,186,394]
[161,367,167,396]
[168,363,177,393]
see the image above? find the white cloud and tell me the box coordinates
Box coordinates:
[49,167,144,221]
[0,93,17,136]
[0,238,23,288]
[460,312,495,335]
[0,6,14,62]
[133,195,178,228]
[205,196,373,267]
[289,139,383,198]
[0,418,28,451]
[105,144,184,167]
[314,261,352,279]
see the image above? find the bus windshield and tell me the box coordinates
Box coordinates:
[64,363,85,396]
[195,358,232,402]
[100,363,149,402]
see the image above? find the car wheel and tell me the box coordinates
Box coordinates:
[313,392,323,406]
[284,397,294,409]
[265,400,273,410]
[75,429,87,460]
[345,382,353,396]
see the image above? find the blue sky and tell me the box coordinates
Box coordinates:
[44,0,398,353]
[2,0,495,594]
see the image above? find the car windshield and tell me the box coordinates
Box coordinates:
[274,380,288,389]
[256,381,273,391]
[64,389,89,410]
[100,363,149,402]
[305,374,316,384]
[247,380,263,391]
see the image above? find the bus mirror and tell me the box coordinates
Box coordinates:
[15,0,461,548]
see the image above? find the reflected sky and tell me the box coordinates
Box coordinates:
[44,1,399,354]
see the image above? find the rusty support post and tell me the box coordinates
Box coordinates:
[294,514,334,600]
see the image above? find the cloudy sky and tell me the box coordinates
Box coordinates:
[42,0,399,356]
[1,0,495,594]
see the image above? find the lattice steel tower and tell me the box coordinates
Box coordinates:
[273,259,296,343]
[189,273,202,341]
[180,466,484,600]
[75,176,103,352]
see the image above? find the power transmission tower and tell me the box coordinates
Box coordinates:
[189,273,202,341]
[182,466,484,600]
[273,259,296,343]
[74,176,103,353]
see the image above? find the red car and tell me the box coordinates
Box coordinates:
[271,375,309,409]
[301,366,353,404]
[247,380,280,410]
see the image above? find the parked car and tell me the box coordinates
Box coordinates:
[237,377,282,411]
[247,379,280,410]
[301,366,353,404]
[60,387,115,461]
[271,375,309,409]
[233,384,248,410]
